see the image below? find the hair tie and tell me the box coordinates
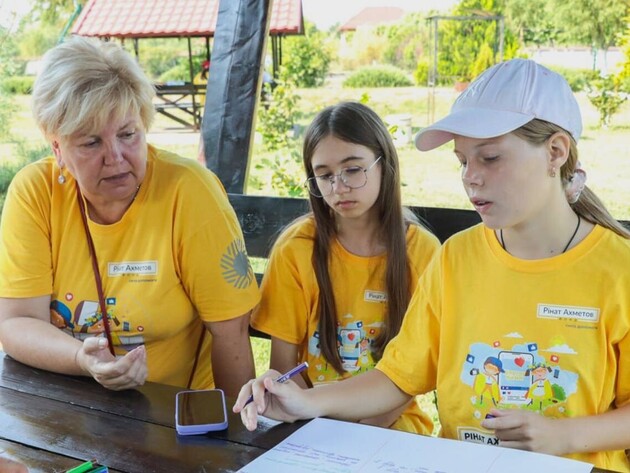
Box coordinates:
[565,161,587,204]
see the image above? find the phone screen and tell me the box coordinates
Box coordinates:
[177,389,227,426]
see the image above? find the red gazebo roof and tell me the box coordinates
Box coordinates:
[71,0,303,38]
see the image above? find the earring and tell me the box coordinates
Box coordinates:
[58,172,66,185]
[549,167,556,178]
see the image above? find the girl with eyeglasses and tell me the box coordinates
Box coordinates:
[250,101,440,434]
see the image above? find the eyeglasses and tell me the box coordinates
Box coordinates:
[305,156,382,198]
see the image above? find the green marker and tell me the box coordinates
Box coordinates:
[66,460,96,473]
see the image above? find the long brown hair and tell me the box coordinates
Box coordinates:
[302,101,419,374]
[513,119,630,238]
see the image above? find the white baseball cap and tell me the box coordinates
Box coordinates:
[414,59,583,151]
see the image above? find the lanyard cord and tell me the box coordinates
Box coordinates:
[75,184,116,356]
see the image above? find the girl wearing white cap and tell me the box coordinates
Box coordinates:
[235,59,630,471]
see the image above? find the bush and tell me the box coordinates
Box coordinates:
[256,79,300,152]
[0,141,50,213]
[414,59,430,86]
[281,23,332,88]
[587,75,628,127]
[1,76,35,95]
[546,66,599,92]
[158,56,205,83]
[343,66,413,88]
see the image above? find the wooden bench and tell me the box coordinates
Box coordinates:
[228,193,482,271]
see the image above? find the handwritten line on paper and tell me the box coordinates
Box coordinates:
[239,418,593,473]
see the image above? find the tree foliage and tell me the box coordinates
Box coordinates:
[0,27,19,139]
[437,0,520,82]
[503,0,559,46]
[23,0,76,26]
[381,13,432,71]
[551,0,628,51]
[281,22,332,88]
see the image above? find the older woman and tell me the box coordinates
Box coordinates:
[0,36,259,395]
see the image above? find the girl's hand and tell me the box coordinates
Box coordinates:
[481,409,569,456]
[233,370,313,431]
[76,337,148,390]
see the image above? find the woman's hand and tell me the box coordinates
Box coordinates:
[481,409,568,456]
[232,370,314,431]
[76,337,147,391]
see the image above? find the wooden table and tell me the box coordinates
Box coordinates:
[0,352,619,472]
[154,82,206,129]
[0,352,301,472]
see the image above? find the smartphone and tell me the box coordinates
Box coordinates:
[175,389,228,435]
[498,351,534,405]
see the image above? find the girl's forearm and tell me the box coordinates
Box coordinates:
[307,369,411,421]
[563,403,630,454]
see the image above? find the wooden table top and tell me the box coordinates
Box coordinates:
[0,352,618,472]
[0,352,302,472]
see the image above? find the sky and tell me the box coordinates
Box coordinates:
[0,0,31,30]
[302,0,460,30]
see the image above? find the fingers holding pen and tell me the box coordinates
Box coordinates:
[233,370,282,431]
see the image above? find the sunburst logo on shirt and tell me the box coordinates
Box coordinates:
[221,238,254,289]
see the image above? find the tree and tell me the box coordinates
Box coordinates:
[437,0,519,82]
[550,0,629,69]
[0,27,19,139]
[615,17,630,91]
[503,0,560,46]
[24,0,76,25]
[382,12,432,71]
[281,22,332,88]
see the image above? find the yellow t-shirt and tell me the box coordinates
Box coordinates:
[252,216,440,435]
[0,145,260,389]
[378,224,630,471]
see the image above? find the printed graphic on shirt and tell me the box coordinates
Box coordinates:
[307,317,384,384]
[458,333,579,444]
[50,297,145,354]
[220,238,254,289]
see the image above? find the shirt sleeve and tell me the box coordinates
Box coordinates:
[376,249,443,396]
[251,224,313,345]
[617,329,630,407]
[0,162,53,297]
[175,169,260,322]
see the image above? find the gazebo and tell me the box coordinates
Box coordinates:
[71,0,304,128]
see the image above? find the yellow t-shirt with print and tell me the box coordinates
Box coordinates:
[0,145,260,389]
[377,224,630,472]
[252,216,440,435]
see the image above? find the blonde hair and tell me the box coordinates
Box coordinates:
[32,36,155,139]
[513,119,630,238]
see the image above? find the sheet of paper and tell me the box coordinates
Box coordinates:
[239,417,593,473]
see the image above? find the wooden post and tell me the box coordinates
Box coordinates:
[201,0,272,193]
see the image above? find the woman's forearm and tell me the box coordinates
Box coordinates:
[0,316,84,375]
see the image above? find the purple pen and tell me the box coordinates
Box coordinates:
[244,361,309,406]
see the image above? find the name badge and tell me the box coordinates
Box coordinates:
[108,260,158,276]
